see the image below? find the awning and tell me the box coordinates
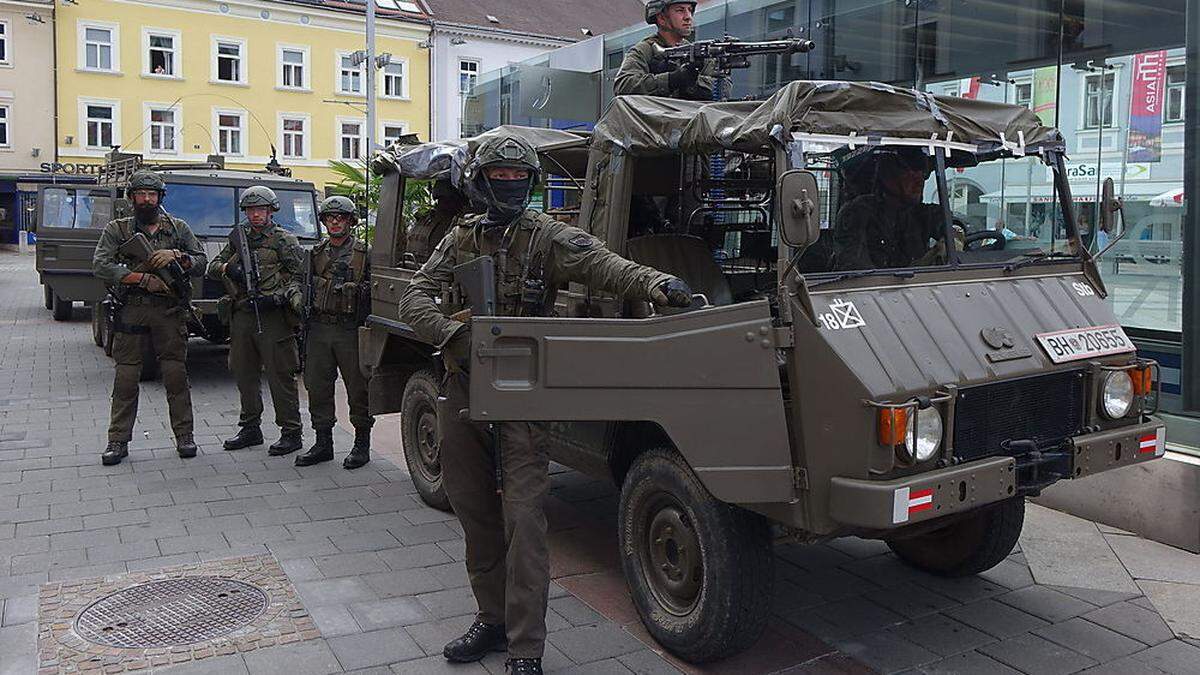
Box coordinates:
[1150,187,1184,207]
[981,183,1182,205]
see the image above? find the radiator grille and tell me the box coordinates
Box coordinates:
[953,370,1086,462]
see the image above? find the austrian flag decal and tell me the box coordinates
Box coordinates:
[1138,428,1166,457]
[892,487,935,524]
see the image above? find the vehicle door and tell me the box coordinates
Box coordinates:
[34,185,114,302]
[468,302,796,504]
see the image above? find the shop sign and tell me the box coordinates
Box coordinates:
[1129,51,1167,163]
[1047,162,1152,182]
[38,162,103,175]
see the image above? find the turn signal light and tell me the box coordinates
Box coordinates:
[878,408,908,446]
[1130,366,1153,396]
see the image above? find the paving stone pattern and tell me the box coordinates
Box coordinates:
[2,252,1200,675]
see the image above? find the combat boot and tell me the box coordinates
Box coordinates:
[268,430,303,456]
[505,658,543,675]
[343,428,371,470]
[295,429,334,467]
[443,620,506,662]
[101,441,129,466]
[223,427,264,451]
[176,434,198,459]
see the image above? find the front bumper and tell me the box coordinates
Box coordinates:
[828,419,1165,530]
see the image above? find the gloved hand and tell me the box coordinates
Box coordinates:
[650,276,693,308]
[668,62,700,91]
[148,249,179,270]
[224,261,244,281]
[441,328,471,374]
[288,291,304,316]
[139,273,169,294]
[338,282,359,295]
[251,294,281,310]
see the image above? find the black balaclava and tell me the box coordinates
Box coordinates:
[480,176,532,228]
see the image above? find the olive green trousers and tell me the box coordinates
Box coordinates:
[107,295,193,442]
[229,307,301,435]
[303,320,372,432]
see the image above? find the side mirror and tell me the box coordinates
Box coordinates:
[1095,177,1126,259]
[777,169,820,248]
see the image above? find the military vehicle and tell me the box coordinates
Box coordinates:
[360,81,1166,663]
[34,153,320,373]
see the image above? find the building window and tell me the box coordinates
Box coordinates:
[0,106,9,147]
[215,39,245,83]
[1166,64,1184,123]
[382,61,407,98]
[1082,72,1116,130]
[281,116,305,158]
[280,46,307,89]
[85,103,115,149]
[149,108,176,152]
[81,24,117,72]
[382,123,406,147]
[339,53,364,95]
[145,30,179,76]
[339,120,363,160]
[1013,80,1033,110]
[0,22,10,65]
[218,112,244,155]
[459,59,478,96]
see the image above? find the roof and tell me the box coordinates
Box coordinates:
[159,169,316,188]
[593,80,1065,157]
[425,0,644,41]
[273,0,429,22]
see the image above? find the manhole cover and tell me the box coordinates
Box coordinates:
[73,577,269,648]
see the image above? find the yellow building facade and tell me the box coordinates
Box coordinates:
[55,0,430,187]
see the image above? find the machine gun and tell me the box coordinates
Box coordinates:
[116,232,206,336]
[655,36,816,79]
[229,220,263,334]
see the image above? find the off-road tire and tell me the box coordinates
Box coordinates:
[401,369,451,511]
[618,448,773,663]
[51,293,72,321]
[887,496,1025,577]
[91,305,105,347]
[43,285,53,310]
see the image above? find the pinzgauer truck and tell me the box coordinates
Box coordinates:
[359,81,1165,663]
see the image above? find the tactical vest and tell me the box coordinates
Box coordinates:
[449,213,562,318]
[311,239,369,317]
[112,214,185,267]
[222,226,297,300]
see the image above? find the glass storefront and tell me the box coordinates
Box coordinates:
[463,0,1192,414]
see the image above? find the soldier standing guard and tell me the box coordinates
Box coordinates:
[614,0,718,100]
[206,186,306,456]
[399,134,693,675]
[294,196,373,469]
[93,171,207,466]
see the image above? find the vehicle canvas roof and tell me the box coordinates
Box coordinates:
[376,125,589,184]
[592,80,1065,159]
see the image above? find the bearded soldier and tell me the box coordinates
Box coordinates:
[294,196,373,469]
[614,0,718,100]
[206,186,305,456]
[399,134,693,675]
[93,170,206,466]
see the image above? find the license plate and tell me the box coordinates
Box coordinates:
[1035,324,1135,363]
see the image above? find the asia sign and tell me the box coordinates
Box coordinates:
[1129,51,1167,163]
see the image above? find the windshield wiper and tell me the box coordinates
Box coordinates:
[807,268,916,289]
[1004,251,1077,272]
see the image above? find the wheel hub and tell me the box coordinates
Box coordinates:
[642,500,701,616]
[414,407,440,480]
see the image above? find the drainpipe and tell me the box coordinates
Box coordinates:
[51,0,59,163]
[1183,0,1199,411]
[427,18,435,141]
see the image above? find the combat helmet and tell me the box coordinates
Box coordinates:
[318,195,357,219]
[644,0,696,24]
[461,134,541,215]
[126,170,166,198]
[239,185,280,212]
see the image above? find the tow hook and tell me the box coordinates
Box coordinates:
[1003,438,1072,495]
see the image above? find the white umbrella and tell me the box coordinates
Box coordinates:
[1149,187,1184,207]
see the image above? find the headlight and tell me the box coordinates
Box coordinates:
[1101,371,1135,419]
[904,406,944,462]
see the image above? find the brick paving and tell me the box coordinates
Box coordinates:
[2,251,1200,675]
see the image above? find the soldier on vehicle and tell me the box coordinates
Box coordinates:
[399,134,694,675]
[832,146,957,271]
[614,0,718,100]
[406,178,469,263]
[93,170,207,466]
[294,196,373,470]
[206,186,306,456]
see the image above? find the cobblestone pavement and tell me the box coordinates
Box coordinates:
[2,251,1200,675]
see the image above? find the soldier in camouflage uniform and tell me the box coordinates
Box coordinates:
[833,146,952,271]
[93,171,207,466]
[294,196,373,470]
[399,134,693,675]
[406,178,468,263]
[206,186,305,456]
[614,0,718,100]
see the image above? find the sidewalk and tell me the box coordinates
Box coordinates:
[2,251,1199,675]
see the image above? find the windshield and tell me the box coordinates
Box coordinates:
[793,138,1080,278]
[162,183,318,239]
[39,187,112,230]
[272,189,319,239]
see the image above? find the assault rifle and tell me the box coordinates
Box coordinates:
[655,36,816,78]
[116,232,206,336]
[229,220,263,334]
[297,249,314,373]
